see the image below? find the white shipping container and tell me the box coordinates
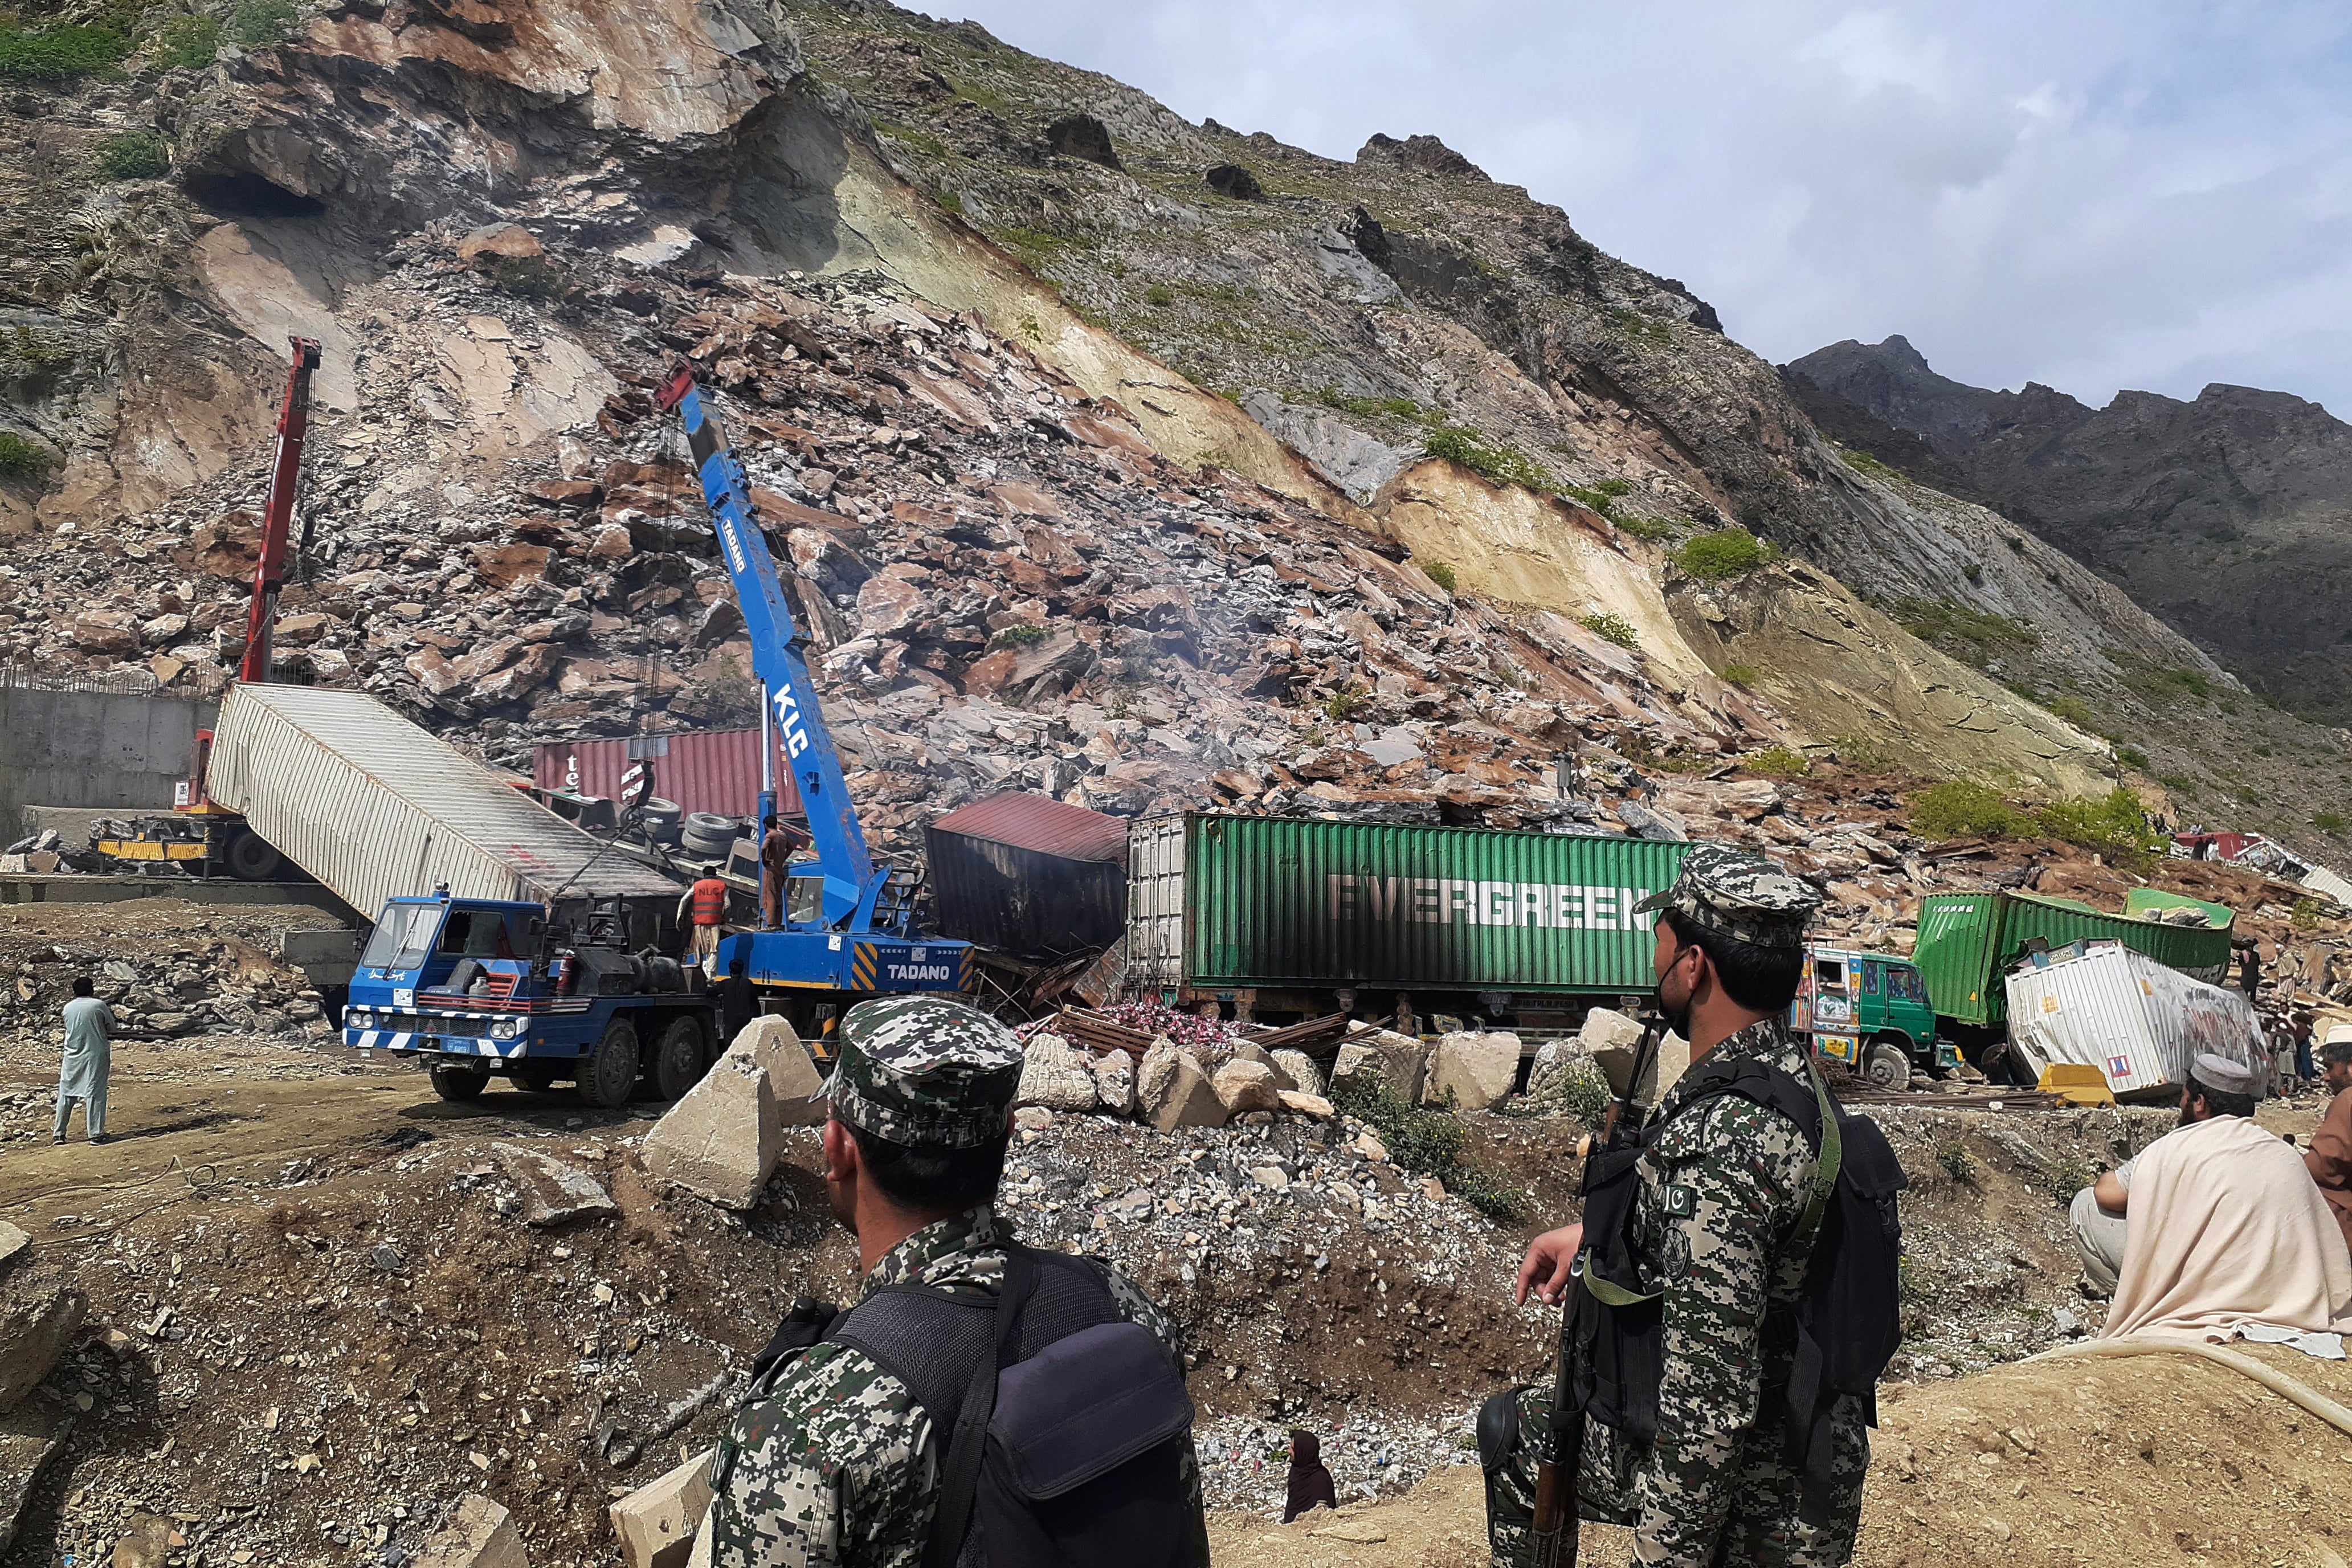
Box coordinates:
[2005,942,2269,1098]
[205,685,681,924]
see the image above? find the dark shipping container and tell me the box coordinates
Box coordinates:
[533,729,802,819]
[925,793,1129,962]
[1128,812,1696,1007]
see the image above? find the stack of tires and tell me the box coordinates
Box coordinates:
[680,812,742,863]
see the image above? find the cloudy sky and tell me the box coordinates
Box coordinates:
[948,1,2352,415]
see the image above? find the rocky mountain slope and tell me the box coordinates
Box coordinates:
[1791,335,2352,731]
[0,0,2343,852]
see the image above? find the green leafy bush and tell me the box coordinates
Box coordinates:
[0,21,132,79]
[2315,811,2346,835]
[932,189,963,213]
[1673,528,1771,581]
[1419,559,1457,593]
[1827,732,1899,773]
[2116,746,2150,772]
[1719,663,1762,687]
[1909,781,2027,840]
[1423,425,1555,492]
[0,432,52,478]
[1332,1073,1522,1220]
[995,623,1049,648]
[1612,513,1681,543]
[1312,386,1435,423]
[228,0,299,47]
[1143,283,1174,307]
[95,129,169,181]
[1579,611,1639,650]
[1935,1143,1975,1184]
[149,15,220,70]
[1552,1056,1611,1131]
[1742,745,1811,778]
[2032,787,2165,861]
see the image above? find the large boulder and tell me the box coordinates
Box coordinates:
[0,1405,70,1559]
[1330,1031,1426,1102]
[1423,1031,1521,1111]
[0,1287,84,1413]
[1271,1049,1326,1099]
[644,1047,779,1208]
[1524,1040,1606,1108]
[1091,1050,1138,1117]
[1581,1007,1649,1096]
[1139,1041,1227,1131]
[730,1016,826,1127]
[1212,1058,1284,1115]
[1231,1040,1296,1092]
[1016,1035,1099,1113]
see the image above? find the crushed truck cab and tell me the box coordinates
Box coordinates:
[344,891,719,1108]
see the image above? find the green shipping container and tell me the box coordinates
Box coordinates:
[1912,891,2236,1028]
[1126,813,1696,1001]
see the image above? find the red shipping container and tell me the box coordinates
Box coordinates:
[533,728,803,819]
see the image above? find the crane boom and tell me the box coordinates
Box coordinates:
[655,364,880,929]
[239,337,324,685]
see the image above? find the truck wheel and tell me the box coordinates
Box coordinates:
[513,1063,562,1093]
[430,1064,491,1101]
[223,831,284,881]
[1865,1043,1912,1093]
[652,1016,707,1101]
[579,1020,640,1109]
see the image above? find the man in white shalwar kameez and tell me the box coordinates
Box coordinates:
[56,975,116,1145]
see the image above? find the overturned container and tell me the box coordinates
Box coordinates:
[2004,942,2269,1100]
[205,684,682,941]
[924,792,1129,962]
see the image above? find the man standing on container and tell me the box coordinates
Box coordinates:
[55,975,116,1146]
[679,863,730,970]
[1485,846,1879,1567]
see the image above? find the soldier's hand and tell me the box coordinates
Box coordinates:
[1516,1224,1583,1306]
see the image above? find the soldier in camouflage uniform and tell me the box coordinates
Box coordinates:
[708,995,1210,1568]
[1487,846,1871,1567]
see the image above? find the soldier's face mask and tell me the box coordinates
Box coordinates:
[1654,925,1701,1037]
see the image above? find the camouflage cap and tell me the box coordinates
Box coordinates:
[827,995,1024,1150]
[1631,843,1822,949]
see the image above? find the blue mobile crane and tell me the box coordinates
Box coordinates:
[653,364,975,1022]
[334,368,972,1109]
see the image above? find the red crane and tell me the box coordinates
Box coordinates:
[237,336,324,684]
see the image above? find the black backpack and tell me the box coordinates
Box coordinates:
[1568,1053,1906,1521]
[799,1243,1200,1568]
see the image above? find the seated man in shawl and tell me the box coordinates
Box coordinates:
[2072,1054,2352,1344]
[2071,1054,2260,1295]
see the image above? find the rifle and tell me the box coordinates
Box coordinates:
[1528,1020,1663,1568]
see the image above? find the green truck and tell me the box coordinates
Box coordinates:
[1911,889,2235,1047]
[1791,946,1957,1091]
[1125,812,1693,1024]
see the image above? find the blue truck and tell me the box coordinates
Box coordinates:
[305,362,975,1105]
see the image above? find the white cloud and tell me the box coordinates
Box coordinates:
[937,0,2352,413]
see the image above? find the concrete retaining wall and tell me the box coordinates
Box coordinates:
[0,681,217,835]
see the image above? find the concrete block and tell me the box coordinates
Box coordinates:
[611,1449,714,1568]
[415,1493,528,1568]
[731,1016,825,1128]
[1424,1031,1521,1110]
[644,1048,779,1209]
[0,1287,85,1414]
[493,1144,618,1229]
[0,1223,26,1270]
[1015,1034,1099,1113]
[1271,1049,1325,1099]
[1139,1042,1226,1132]
[1212,1058,1284,1114]
[1090,1050,1137,1116]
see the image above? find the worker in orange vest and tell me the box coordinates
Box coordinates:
[677,863,730,969]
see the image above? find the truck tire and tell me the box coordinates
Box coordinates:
[430,1064,491,1101]
[579,1020,640,1109]
[513,1062,563,1093]
[1865,1042,1912,1093]
[652,1015,707,1101]
[223,830,285,881]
